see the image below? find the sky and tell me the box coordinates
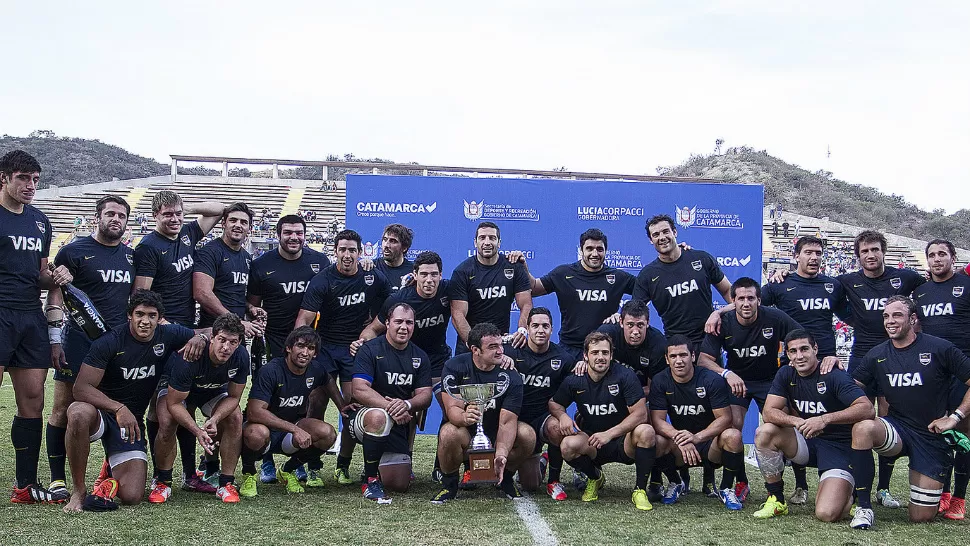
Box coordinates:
[3,1,969,212]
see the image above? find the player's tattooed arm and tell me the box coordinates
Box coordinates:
[186,200,226,235]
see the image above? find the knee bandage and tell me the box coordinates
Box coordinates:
[755,447,786,479]
[874,418,901,455]
[351,408,393,442]
[910,484,943,507]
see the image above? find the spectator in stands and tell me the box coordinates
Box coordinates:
[782,221,790,238]
[794,219,801,237]
[772,221,778,237]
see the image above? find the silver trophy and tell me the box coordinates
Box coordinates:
[443,373,510,482]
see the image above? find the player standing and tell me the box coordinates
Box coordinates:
[374,223,415,292]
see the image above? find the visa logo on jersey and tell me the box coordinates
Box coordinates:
[279,395,305,408]
[416,314,445,329]
[734,346,767,358]
[8,236,43,251]
[584,403,618,415]
[232,272,249,285]
[666,279,699,298]
[338,292,366,306]
[385,372,413,385]
[794,400,828,414]
[862,298,888,311]
[798,298,831,310]
[173,255,194,273]
[887,372,922,387]
[281,281,308,294]
[477,286,507,299]
[672,404,706,415]
[99,270,132,283]
[921,303,953,317]
[577,289,607,302]
[121,365,156,380]
[521,374,551,387]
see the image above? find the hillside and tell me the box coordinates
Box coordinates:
[658,146,970,249]
[3,133,967,248]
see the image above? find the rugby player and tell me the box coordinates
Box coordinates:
[374,223,415,292]
[247,214,330,483]
[913,239,970,519]
[62,290,208,512]
[239,326,342,497]
[848,296,970,529]
[502,307,574,499]
[433,322,532,503]
[0,150,73,504]
[752,329,873,521]
[698,277,801,502]
[650,335,744,510]
[151,313,249,504]
[549,332,658,510]
[296,229,390,485]
[350,303,433,500]
[450,221,532,352]
[45,195,133,502]
[595,299,668,392]
[517,228,636,362]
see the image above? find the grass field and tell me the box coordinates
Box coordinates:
[0,373,965,545]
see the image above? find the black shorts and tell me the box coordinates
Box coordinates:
[321,342,354,383]
[184,390,230,418]
[54,324,91,383]
[592,436,634,466]
[265,331,287,361]
[0,307,49,369]
[948,378,969,412]
[263,426,303,456]
[881,416,952,483]
[524,411,553,453]
[729,378,773,412]
[804,437,852,475]
[429,352,450,379]
[91,410,149,468]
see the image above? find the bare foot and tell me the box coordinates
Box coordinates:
[63,491,84,513]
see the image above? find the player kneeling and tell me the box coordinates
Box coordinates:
[432,323,534,504]
[650,335,745,510]
[549,332,658,510]
[350,303,433,502]
[239,327,343,497]
[153,313,249,504]
[753,329,873,521]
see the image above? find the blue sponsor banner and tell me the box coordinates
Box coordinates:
[347,174,764,438]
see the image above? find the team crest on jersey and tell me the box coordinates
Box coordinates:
[311,263,320,273]
[824,283,834,294]
[228,368,238,378]
[362,242,378,259]
[306,377,315,388]
[640,356,649,367]
[954,286,964,298]
[181,235,191,247]
[695,386,707,398]
[412,357,421,369]
[463,200,484,221]
[551,359,562,371]
[675,205,697,228]
[496,372,510,394]
[817,381,827,394]
[606,274,615,285]
[691,260,703,271]
[440,296,449,307]
[126,254,134,265]
[504,268,514,280]
[762,327,774,339]
[246,259,251,268]
[890,277,901,289]
[35,221,46,234]
[153,343,165,356]
[919,352,932,366]
[364,274,374,286]
[608,383,620,396]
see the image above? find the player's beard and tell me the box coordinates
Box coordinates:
[98,221,124,243]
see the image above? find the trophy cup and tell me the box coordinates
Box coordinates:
[443,374,510,483]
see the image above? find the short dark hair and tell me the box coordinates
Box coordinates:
[925,238,956,259]
[383,223,414,253]
[528,307,553,324]
[579,228,608,251]
[665,334,693,356]
[212,313,245,341]
[476,221,501,239]
[276,214,306,237]
[285,325,320,351]
[127,289,165,317]
[223,202,253,224]
[468,322,503,350]
[95,195,131,217]
[620,299,649,320]
[386,302,415,320]
[730,277,761,299]
[413,250,442,272]
[645,214,676,235]
[584,331,613,355]
[854,230,887,257]
[0,150,42,181]
[794,236,823,254]
[151,190,182,215]
[335,229,362,251]
[784,329,817,348]
[885,295,918,316]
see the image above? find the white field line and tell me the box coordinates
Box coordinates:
[513,493,559,546]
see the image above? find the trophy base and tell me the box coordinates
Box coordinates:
[466,449,496,484]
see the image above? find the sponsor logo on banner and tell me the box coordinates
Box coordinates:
[463,199,539,222]
[355,201,437,218]
[825,283,834,294]
[181,235,191,246]
[762,328,774,339]
[954,286,964,297]
[717,255,752,267]
[675,205,744,230]
[306,377,315,388]
[606,274,615,285]
[412,358,422,369]
[919,353,932,366]
[695,386,706,398]
[364,274,375,286]
[604,248,643,270]
[608,383,620,396]
[691,260,703,271]
[362,242,378,259]
[576,205,644,222]
[890,278,901,289]
[36,221,46,233]
[550,359,562,371]
[817,381,827,394]
[310,263,320,273]
[153,343,165,356]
